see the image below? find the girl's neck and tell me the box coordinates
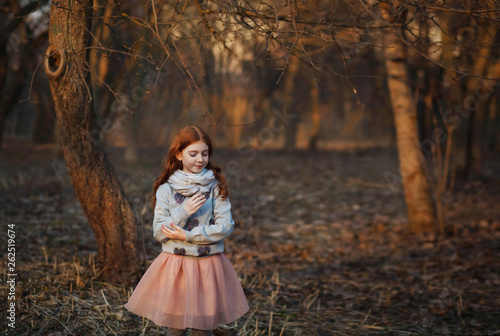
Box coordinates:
[180,167,207,175]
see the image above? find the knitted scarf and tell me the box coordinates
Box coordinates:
[167,168,215,196]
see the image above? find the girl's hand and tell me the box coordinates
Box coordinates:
[183,192,206,215]
[162,223,186,241]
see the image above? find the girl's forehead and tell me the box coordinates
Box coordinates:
[183,141,208,152]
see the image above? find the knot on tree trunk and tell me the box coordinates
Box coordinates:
[44,44,66,78]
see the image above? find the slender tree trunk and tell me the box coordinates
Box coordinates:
[440,17,467,178]
[0,58,26,147]
[478,57,500,161]
[283,56,300,150]
[124,113,138,162]
[309,76,321,149]
[0,54,7,110]
[380,1,436,233]
[31,80,55,144]
[0,104,8,148]
[464,21,498,177]
[44,0,141,285]
[89,3,112,120]
[230,94,247,148]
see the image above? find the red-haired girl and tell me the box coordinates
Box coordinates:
[125,125,248,336]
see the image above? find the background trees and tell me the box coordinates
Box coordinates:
[1,0,498,282]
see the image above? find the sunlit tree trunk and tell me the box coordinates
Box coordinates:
[221,80,248,148]
[380,1,436,233]
[44,0,141,285]
[231,95,247,148]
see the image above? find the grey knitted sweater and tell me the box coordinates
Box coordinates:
[152,179,234,257]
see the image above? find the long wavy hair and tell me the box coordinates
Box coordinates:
[151,125,228,209]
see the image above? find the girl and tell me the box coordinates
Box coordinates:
[125,125,249,336]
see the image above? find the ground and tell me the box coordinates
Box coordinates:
[1,143,499,335]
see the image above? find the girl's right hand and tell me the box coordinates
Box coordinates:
[183,192,206,215]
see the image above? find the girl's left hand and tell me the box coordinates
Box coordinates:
[162,223,186,241]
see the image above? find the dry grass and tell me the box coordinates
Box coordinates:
[1,145,499,335]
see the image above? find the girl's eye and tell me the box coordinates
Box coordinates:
[188,152,208,157]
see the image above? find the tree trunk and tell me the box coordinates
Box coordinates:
[0,2,40,147]
[309,76,321,149]
[230,94,247,148]
[44,0,141,285]
[124,113,138,162]
[283,56,300,150]
[440,16,467,179]
[31,80,55,144]
[484,59,500,159]
[464,21,498,177]
[0,57,27,147]
[380,1,436,233]
[90,3,113,121]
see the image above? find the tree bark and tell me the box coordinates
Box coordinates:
[380,1,436,233]
[44,0,141,285]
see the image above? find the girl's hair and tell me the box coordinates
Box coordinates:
[152,125,228,209]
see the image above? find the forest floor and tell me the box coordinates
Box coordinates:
[1,142,499,336]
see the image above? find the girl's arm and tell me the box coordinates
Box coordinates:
[184,187,235,244]
[153,184,190,243]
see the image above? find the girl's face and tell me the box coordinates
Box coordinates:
[176,141,209,174]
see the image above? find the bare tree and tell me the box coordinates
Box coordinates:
[379,0,436,233]
[44,0,141,285]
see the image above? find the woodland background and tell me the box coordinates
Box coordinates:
[1,0,500,335]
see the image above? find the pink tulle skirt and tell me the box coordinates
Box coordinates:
[124,252,249,330]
